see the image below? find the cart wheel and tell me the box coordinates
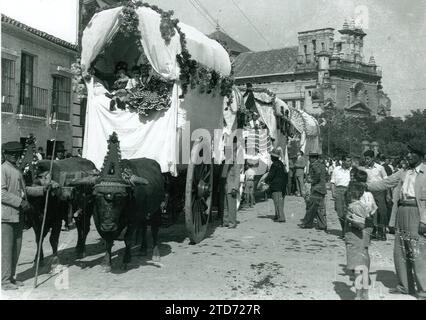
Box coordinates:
[185,139,213,244]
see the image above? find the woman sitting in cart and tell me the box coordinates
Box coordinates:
[108,61,130,111]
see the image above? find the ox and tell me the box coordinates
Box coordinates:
[71,133,165,271]
[27,158,97,268]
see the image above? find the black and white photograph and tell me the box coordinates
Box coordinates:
[1,0,426,304]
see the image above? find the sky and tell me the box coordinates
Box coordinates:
[1,0,425,117]
[1,0,78,43]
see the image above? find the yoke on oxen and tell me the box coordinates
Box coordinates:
[37,157,98,201]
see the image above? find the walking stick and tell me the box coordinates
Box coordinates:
[34,120,59,288]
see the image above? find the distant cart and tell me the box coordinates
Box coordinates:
[233,87,322,207]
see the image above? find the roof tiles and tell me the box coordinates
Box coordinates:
[1,14,78,51]
[233,46,299,78]
[208,30,251,54]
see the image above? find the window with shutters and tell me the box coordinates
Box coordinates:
[18,53,48,117]
[20,53,34,108]
[1,58,15,113]
[52,75,71,121]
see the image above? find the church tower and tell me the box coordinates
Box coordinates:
[338,19,366,63]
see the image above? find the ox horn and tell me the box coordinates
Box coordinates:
[129,175,149,186]
[69,175,99,186]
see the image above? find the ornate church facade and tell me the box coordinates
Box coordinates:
[231,20,391,118]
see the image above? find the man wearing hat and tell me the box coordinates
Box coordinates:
[2,141,47,290]
[265,147,288,222]
[243,83,256,113]
[299,152,328,231]
[365,143,426,299]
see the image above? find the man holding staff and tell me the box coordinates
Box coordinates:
[1,141,51,290]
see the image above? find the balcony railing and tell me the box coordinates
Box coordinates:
[1,97,14,113]
[2,83,73,121]
[52,89,71,121]
[329,59,380,76]
[18,83,48,118]
[295,54,318,73]
[277,91,305,100]
[2,78,15,113]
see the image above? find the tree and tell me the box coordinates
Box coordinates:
[319,108,426,158]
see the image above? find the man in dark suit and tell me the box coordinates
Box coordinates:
[299,152,328,231]
[265,147,288,222]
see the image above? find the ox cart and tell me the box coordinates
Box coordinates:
[233,86,322,208]
[74,1,240,244]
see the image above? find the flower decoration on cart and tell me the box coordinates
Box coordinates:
[126,75,174,116]
[73,0,235,116]
[71,58,88,99]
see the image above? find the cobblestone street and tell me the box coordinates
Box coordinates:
[1,192,415,300]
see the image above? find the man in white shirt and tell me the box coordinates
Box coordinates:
[331,155,352,237]
[366,143,426,300]
[363,150,388,240]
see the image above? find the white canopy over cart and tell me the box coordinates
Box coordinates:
[80,5,232,175]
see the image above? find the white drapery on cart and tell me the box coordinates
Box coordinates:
[80,6,232,175]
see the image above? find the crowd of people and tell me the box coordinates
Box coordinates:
[32,146,82,161]
[222,142,425,300]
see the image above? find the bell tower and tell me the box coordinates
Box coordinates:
[297,28,335,65]
[338,19,366,63]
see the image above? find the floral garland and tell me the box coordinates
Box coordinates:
[71,58,87,99]
[127,76,174,116]
[119,3,144,52]
[74,1,235,105]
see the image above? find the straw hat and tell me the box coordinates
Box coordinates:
[270,147,282,158]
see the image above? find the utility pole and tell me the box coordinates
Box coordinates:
[78,0,84,52]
